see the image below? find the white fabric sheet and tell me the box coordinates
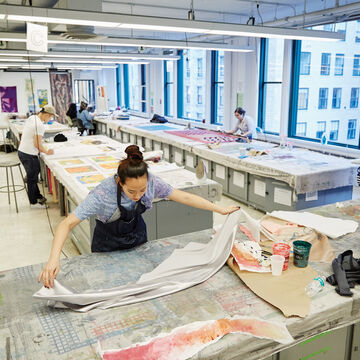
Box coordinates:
[33,211,241,312]
[269,210,358,239]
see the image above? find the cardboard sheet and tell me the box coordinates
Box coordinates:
[227,256,317,318]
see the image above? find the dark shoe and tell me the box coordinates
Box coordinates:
[38,196,47,205]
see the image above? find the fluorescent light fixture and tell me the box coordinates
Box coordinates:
[0,51,43,57]
[0,58,27,62]
[33,58,149,64]
[0,49,180,61]
[7,15,119,28]
[0,4,344,41]
[0,34,253,53]
[48,38,253,52]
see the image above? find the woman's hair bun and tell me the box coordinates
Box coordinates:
[125,145,143,162]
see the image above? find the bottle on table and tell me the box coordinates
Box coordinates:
[305,275,326,297]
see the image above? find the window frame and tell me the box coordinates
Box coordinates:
[298,88,309,110]
[347,119,357,140]
[353,55,360,76]
[74,79,95,106]
[300,51,311,75]
[258,38,282,135]
[350,88,359,108]
[289,39,360,149]
[334,54,344,76]
[316,121,327,139]
[320,52,331,76]
[164,61,174,117]
[332,88,342,109]
[329,120,340,141]
[318,87,329,109]
[210,50,224,125]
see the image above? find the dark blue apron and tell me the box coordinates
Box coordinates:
[91,183,147,252]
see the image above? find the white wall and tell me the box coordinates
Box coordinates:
[0,71,52,115]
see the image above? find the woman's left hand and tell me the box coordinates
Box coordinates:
[218,206,241,215]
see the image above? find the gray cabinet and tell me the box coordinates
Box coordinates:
[279,326,351,360]
[211,162,228,193]
[228,168,248,201]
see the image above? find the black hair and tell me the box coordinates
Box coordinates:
[66,103,77,119]
[117,145,148,185]
[234,107,246,116]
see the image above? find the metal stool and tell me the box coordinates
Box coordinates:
[0,161,27,213]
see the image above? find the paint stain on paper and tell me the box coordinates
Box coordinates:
[100,316,293,360]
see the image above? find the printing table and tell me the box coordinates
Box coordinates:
[95,116,358,212]
[1,198,360,359]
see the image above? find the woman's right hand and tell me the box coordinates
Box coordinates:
[38,257,60,288]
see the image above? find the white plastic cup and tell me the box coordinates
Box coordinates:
[271,255,285,276]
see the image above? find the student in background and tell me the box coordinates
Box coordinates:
[18,105,56,209]
[39,145,240,287]
[65,103,78,128]
[227,107,256,140]
[78,101,96,135]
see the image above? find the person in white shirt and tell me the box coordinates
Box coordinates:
[227,107,256,140]
[18,105,57,209]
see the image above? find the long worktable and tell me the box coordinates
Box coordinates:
[40,134,222,254]
[8,118,71,148]
[1,198,360,359]
[93,115,358,212]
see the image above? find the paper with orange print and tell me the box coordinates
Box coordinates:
[98,161,120,170]
[65,165,98,174]
[77,174,105,184]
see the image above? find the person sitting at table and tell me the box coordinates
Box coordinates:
[38,145,240,288]
[18,105,56,209]
[227,107,256,140]
[65,103,79,128]
[78,101,96,135]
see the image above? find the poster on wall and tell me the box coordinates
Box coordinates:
[0,86,18,113]
[25,79,36,113]
[37,89,48,108]
[49,73,73,125]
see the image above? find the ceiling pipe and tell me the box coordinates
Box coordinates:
[264,2,360,28]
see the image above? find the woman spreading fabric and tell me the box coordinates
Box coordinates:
[39,145,240,287]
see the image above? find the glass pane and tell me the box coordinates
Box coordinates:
[182,49,206,121]
[129,64,140,111]
[265,38,284,82]
[166,83,174,117]
[215,84,224,124]
[263,83,282,133]
[294,20,359,146]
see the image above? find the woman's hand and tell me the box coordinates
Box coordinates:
[217,205,241,215]
[47,149,54,155]
[38,257,60,288]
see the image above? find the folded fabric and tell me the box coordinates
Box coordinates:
[269,211,358,238]
[33,211,241,312]
[327,250,360,296]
